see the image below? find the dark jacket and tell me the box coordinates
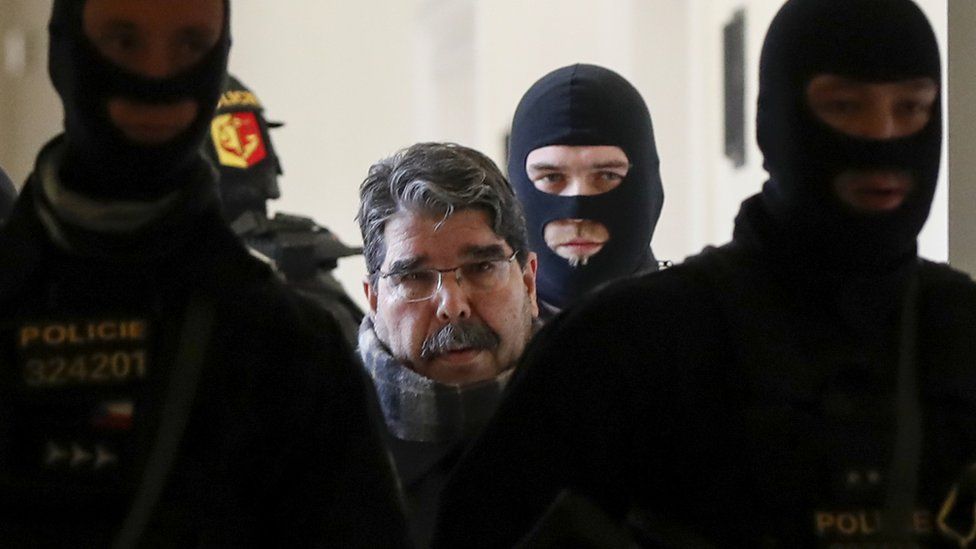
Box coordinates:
[0,163,408,547]
[359,318,509,548]
[434,198,976,548]
[536,254,665,322]
[386,436,467,548]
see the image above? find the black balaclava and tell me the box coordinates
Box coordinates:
[509,64,664,310]
[203,74,283,222]
[755,0,941,269]
[48,0,232,202]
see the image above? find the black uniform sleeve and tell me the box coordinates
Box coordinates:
[266,294,410,548]
[432,277,679,548]
[432,265,731,548]
[317,332,410,547]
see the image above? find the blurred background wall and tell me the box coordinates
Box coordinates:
[0,0,958,309]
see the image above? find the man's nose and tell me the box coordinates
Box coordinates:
[859,107,899,140]
[135,48,179,79]
[435,273,472,322]
[561,176,585,197]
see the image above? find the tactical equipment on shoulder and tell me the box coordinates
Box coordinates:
[231,210,361,280]
[232,210,364,346]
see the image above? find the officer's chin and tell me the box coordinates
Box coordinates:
[553,244,605,268]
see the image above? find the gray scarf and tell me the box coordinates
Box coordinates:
[358,317,512,443]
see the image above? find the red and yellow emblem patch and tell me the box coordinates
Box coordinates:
[210,112,268,169]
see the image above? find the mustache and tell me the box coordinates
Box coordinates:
[420,321,500,360]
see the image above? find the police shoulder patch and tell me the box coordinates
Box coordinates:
[210,112,268,169]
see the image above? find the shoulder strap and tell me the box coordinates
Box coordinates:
[112,296,216,549]
[883,267,921,538]
[674,244,745,298]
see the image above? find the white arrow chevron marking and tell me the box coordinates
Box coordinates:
[70,443,92,468]
[94,445,118,469]
[44,441,67,465]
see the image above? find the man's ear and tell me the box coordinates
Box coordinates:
[523,251,539,318]
[363,277,379,315]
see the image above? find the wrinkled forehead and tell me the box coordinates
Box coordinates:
[381,209,509,269]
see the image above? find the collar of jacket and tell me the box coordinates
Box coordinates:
[30,136,218,260]
[36,137,181,237]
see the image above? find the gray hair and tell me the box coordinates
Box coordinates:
[357,142,529,286]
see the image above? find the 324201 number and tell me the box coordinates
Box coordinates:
[23,351,148,387]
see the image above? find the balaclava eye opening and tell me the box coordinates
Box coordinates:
[508,64,664,309]
[756,0,941,268]
[48,0,232,202]
[203,74,283,222]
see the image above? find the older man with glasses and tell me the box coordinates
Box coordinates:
[356,142,539,547]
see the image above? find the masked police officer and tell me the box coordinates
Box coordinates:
[435,0,976,546]
[510,64,665,319]
[204,75,364,346]
[0,0,407,546]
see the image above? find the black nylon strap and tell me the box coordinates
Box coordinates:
[883,268,921,538]
[112,297,215,549]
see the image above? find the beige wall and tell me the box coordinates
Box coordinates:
[230,0,420,308]
[0,0,60,186]
[948,0,976,274]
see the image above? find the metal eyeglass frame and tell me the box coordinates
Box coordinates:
[379,250,521,303]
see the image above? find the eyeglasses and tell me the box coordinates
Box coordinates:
[379,251,521,303]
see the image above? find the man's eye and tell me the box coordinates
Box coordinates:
[178,39,206,57]
[535,173,564,185]
[100,31,139,53]
[177,32,214,58]
[472,261,497,273]
[462,261,500,282]
[895,99,930,117]
[397,271,432,284]
[599,171,625,182]
[822,100,861,115]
